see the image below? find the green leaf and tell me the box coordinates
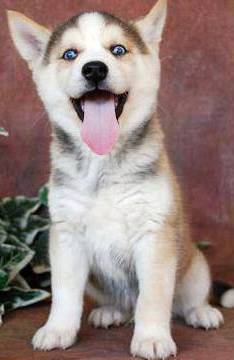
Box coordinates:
[0,127,8,137]
[0,270,9,290]
[31,231,50,274]
[39,186,49,206]
[22,215,50,245]
[5,234,27,248]
[0,242,34,284]
[0,287,50,312]
[12,274,31,290]
[0,196,40,229]
[0,227,7,244]
[196,240,211,250]
[0,184,51,320]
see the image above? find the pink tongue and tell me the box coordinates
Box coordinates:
[81,91,119,155]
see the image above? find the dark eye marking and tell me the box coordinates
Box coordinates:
[110,45,128,57]
[62,49,78,61]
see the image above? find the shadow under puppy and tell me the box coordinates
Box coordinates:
[7,0,223,359]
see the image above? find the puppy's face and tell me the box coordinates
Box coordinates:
[8,0,167,155]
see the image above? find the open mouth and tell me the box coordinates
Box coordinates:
[71,90,128,121]
[70,90,128,156]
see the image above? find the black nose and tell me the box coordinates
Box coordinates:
[82,61,108,84]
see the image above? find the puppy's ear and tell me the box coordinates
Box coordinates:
[135,0,167,43]
[7,10,51,66]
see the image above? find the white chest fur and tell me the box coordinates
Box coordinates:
[49,138,173,307]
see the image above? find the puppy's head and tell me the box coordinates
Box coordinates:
[7,0,167,155]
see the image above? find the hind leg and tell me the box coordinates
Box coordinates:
[174,249,223,329]
[88,305,130,328]
[86,281,131,328]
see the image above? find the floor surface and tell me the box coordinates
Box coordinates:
[1,302,234,360]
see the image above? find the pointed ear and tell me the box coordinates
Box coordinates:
[7,10,51,66]
[135,0,168,43]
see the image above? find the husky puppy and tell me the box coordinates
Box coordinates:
[8,1,224,358]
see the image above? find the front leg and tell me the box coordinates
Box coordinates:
[32,222,89,351]
[131,231,177,360]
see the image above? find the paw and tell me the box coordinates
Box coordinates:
[88,306,128,329]
[131,331,177,360]
[221,289,234,308]
[32,324,77,351]
[185,305,224,329]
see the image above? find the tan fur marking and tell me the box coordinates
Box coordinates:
[44,15,79,63]
[102,12,148,54]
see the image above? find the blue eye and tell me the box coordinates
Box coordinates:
[111,45,127,56]
[63,49,78,61]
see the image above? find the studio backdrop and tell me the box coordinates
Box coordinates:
[0,0,234,281]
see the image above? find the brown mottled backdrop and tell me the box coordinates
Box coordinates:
[0,0,234,281]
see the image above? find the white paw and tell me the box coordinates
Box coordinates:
[131,331,177,360]
[185,305,224,329]
[88,306,128,328]
[32,324,77,351]
[221,289,234,308]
